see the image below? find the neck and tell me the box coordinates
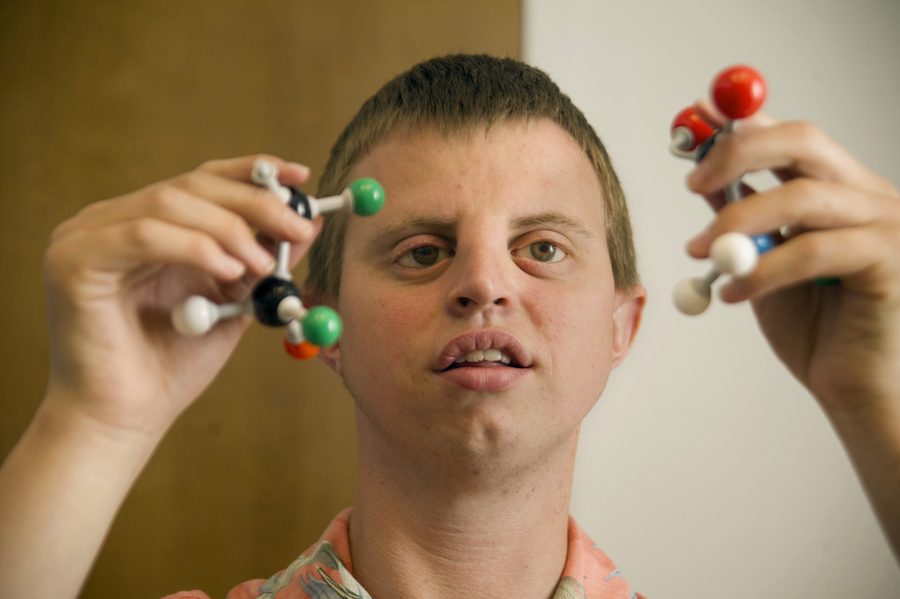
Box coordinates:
[348,409,577,599]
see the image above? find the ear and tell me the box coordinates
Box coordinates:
[611,285,646,369]
[301,288,344,377]
[318,340,343,377]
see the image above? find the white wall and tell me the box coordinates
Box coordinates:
[524,1,900,597]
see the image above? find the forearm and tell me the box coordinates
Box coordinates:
[0,392,163,599]
[826,399,900,561]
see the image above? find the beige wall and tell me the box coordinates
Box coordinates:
[0,2,519,597]
[525,1,900,597]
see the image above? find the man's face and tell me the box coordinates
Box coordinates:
[325,119,642,470]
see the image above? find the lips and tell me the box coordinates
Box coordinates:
[436,330,532,371]
[434,330,533,391]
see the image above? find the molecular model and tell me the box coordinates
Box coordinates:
[669,65,774,315]
[171,158,384,358]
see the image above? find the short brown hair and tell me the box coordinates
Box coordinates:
[304,54,639,300]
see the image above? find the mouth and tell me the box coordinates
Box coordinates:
[440,349,526,372]
[435,330,532,373]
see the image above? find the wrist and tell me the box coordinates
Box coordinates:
[41,380,173,448]
[822,395,900,561]
[823,394,900,439]
[0,390,167,599]
[36,386,168,462]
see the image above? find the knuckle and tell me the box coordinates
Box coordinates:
[181,168,212,190]
[43,232,86,286]
[250,186,282,219]
[877,223,900,254]
[197,158,223,173]
[784,178,823,212]
[796,233,827,262]
[714,200,744,229]
[253,153,281,166]
[76,198,110,218]
[886,182,900,201]
[148,185,183,215]
[49,219,72,244]
[787,120,824,146]
[43,237,68,278]
[224,212,253,244]
[785,176,820,197]
[52,199,111,241]
[867,226,897,274]
[187,234,220,264]
[127,218,161,249]
[167,171,199,195]
[716,132,743,164]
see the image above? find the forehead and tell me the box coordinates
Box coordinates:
[348,119,605,229]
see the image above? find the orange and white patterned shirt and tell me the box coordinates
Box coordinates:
[163,508,644,599]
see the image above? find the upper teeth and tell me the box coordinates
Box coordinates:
[455,349,512,364]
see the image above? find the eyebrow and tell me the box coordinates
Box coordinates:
[366,209,596,250]
[511,210,595,240]
[367,216,457,249]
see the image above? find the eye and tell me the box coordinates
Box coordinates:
[515,241,567,263]
[397,245,451,268]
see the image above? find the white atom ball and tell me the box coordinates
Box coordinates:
[171,295,219,336]
[710,232,758,276]
[673,277,712,315]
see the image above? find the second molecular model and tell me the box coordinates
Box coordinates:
[171,158,384,359]
[668,65,775,315]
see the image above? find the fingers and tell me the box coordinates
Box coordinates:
[701,182,756,212]
[718,226,900,302]
[687,120,898,199]
[685,176,900,301]
[171,170,315,243]
[56,159,314,245]
[51,155,318,279]
[258,215,324,271]
[680,106,900,304]
[59,187,283,276]
[689,179,899,258]
[49,214,322,291]
[197,154,311,187]
[693,98,781,130]
[47,218,251,290]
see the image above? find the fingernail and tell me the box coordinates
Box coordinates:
[253,244,276,271]
[289,213,315,239]
[686,163,708,190]
[686,230,711,255]
[719,279,748,302]
[222,255,246,277]
[288,162,311,178]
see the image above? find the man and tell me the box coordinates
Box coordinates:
[1,55,898,599]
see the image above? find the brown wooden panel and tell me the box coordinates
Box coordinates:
[0,1,519,597]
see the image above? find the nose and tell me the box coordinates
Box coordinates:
[445,242,515,318]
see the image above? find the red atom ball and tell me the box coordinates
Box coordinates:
[711,65,766,120]
[671,107,716,150]
[284,339,319,360]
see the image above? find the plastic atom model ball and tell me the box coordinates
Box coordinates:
[349,178,385,216]
[301,306,343,348]
[712,65,766,120]
[171,158,383,358]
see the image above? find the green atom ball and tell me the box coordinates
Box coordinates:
[302,306,342,347]
[348,178,385,216]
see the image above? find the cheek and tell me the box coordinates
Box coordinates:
[527,277,614,349]
[524,278,617,398]
[338,273,435,386]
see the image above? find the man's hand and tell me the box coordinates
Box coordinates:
[0,155,321,599]
[43,155,320,436]
[684,104,900,557]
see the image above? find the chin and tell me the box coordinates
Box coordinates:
[417,404,580,477]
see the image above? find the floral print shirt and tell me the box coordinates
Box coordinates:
[163,508,644,599]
